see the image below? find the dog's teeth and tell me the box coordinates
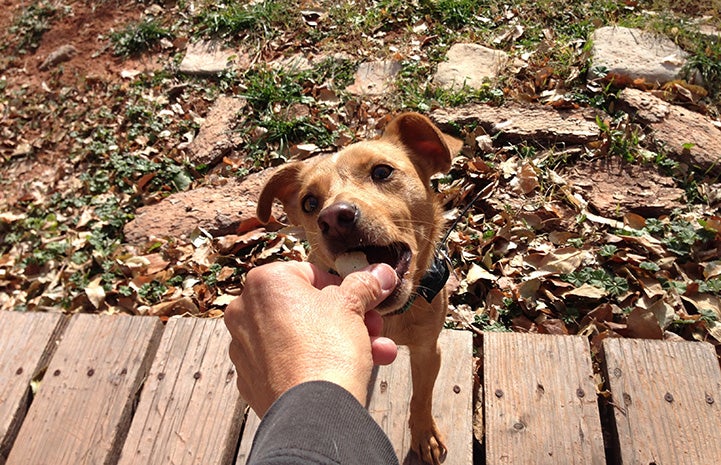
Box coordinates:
[334,252,370,278]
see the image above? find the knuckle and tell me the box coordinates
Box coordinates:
[342,272,381,310]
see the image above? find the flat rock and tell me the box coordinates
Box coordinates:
[619,88,721,175]
[187,96,246,167]
[562,157,684,218]
[433,43,512,90]
[431,103,600,145]
[698,24,721,41]
[123,169,282,244]
[589,27,689,85]
[179,40,237,76]
[346,60,401,96]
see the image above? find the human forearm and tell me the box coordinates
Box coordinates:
[247,381,398,465]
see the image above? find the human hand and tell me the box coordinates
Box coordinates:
[224,261,399,417]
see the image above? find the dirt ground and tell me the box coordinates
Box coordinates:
[1,0,167,206]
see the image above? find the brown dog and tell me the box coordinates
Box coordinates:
[256,112,462,464]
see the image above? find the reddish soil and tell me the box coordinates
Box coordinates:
[1,1,167,206]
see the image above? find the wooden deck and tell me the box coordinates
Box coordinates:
[1,311,720,465]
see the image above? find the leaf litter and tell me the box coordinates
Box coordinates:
[0,0,719,364]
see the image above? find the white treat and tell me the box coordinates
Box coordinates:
[334,251,370,278]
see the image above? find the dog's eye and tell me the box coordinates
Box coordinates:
[301,194,319,214]
[371,164,394,181]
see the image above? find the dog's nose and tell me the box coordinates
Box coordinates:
[317,202,359,238]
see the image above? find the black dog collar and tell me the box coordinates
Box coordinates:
[387,247,451,316]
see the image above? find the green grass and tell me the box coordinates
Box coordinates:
[686,39,721,97]
[110,19,174,56]
[195,0,297,39]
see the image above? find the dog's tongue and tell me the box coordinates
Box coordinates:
[334,252,370,278]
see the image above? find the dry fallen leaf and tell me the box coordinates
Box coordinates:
[148,297,199,317]
[626,307,663,339]
[84,276,106,309]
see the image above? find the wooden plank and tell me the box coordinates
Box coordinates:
[602,338,721,464]
[367,345,414,462]
[118,317,245,465]
[236,409,259,465]
[236,330,473,465]
[4,314,163,465]
[484,332,605,465]
[368,330,474,465]
[0,311,67,465]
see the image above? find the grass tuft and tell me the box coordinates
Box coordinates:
[110,19,174,56]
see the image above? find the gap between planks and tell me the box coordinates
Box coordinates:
[0,311,67,465]
[4,314,163,465]
[117,317,245,465]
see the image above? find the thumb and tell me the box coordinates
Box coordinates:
[338,264,398,313]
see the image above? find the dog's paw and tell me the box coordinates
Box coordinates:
[410,420,447,465]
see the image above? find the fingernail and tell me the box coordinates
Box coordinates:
[370,264,397,292]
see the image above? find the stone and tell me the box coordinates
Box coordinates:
[271,53,313,72]
[619,88,721,175]
[187,96,246,167]
[123,169,283,244]
[562,157,685,218]
[589,27,689,85]
[346,60,401,96]
[38,44,78,71]
[433,43,512,90]
[698,24,721,41]
[179,40,237,76]
[431,103,600,145]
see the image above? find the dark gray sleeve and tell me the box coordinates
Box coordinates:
[247,381,399,465]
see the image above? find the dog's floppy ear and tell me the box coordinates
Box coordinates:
[381,112,462,179]
[257,162,303,225]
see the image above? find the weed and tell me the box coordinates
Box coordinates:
[621,215,717,259]
[639,261,661,272]
[598,244,618,257]
[111,19,173,56]
[567,237,584,248]
[700,278,721,295]
[8,0,59,53]
[310,57,357,90]
[394,60,504,111]
[596,116,642,162]
[473,311,512,332]
[699,308,718,324]
[242,67,310,112]
[238,65,341,161]
[423,0,481,29]
[260,116,334,151]
[561,267,629,297]
[560,306,581,325]
[204,263,223,286]
[195,0,295,39]
[685,38,721,99]
[137,280,168,304]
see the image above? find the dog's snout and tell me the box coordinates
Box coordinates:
[317,202,359,237]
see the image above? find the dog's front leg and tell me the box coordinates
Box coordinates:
[408,341,446,465]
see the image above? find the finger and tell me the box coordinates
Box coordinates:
[290,261,343,289]
[370,336,398,365]
[364,310,384,337]
[339,263,398,313]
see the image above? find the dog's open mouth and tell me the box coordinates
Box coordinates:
[334,242,412,280]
